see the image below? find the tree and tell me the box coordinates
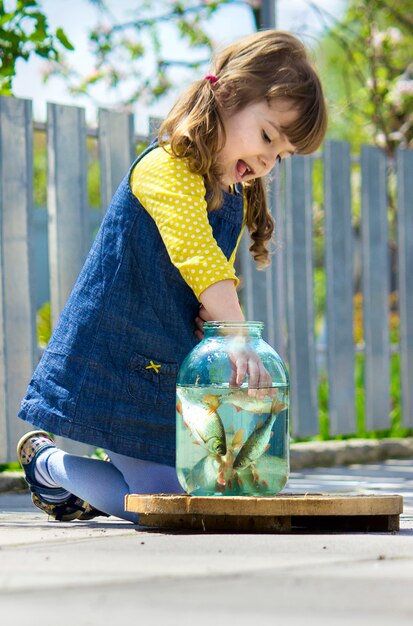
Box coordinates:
[0,0,73,94]
[43,0,259,106]
[314,0,413,155]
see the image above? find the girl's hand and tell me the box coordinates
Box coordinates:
[228,346,273,398]
[194,305,211,341]
[194,305,274,396]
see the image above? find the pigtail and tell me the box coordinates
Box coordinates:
[158,80,227,212]
[244,179,274,268]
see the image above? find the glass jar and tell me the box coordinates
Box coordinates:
[176,321,289,496]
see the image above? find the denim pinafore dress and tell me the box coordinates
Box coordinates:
[18,143,245,466]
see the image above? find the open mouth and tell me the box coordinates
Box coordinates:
[236,159,255,181]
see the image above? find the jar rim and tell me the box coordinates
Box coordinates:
[203,321,264,329]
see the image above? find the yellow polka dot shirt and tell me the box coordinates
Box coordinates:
[130,146,245,300]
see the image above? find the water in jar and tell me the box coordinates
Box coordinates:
[176,385,289,496]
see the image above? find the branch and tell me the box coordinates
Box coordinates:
[109,1,234,33]
[374,0,413,33]
[160,58,210,69]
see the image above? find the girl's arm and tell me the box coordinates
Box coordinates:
[198,279,244,322]
[196,280,272,393]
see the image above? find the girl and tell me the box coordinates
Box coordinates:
[17,30,327,523]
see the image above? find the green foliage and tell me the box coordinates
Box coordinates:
[316,0,413,154]
[0,0,73,94]
[33,127,46,206]
[36,301,51,349]
[313,267,326,335]
[0,462,21,472]
[44,0,233,106]
[303,350,409,443]
[86,136,101,209]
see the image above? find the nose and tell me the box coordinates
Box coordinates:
[260,148,278,173]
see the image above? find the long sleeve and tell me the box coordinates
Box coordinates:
[130,146,241,299]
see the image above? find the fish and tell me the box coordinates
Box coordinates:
[176,395,227,456]
[186,454,221,493]
[178,390,222,412]
[223,389,274,414]
[231,428,244,451]
[233,398,286,470]
[181,387,273,415]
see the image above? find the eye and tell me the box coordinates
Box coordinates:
[262,130,271,144]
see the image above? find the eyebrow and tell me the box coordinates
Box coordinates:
[267,120,296,155]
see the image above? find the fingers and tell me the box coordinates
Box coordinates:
[235,352,274,396]
[229,369,238,387]
[246,357,260,389]
[194,313,207,341]
[232,353,270,392]
[198,305,212,322]
[194,304,213,341]
[235,355,248,386]
[246,358,267,397]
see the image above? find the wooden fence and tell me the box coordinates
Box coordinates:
[0,95,412,462]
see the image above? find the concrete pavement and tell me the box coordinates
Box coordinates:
[1,460,413,625]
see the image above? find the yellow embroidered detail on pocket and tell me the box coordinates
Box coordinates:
[145,360,161,374]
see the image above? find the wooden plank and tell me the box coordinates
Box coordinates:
[148,116,163,141]
[396,148,413,428]
[291,514,399,532]
[126,493,402,533]
[271,165,288,361]
[98,109,135,211]
[47,103,89,327]
[323,141,355,434]
[0,96,37,462]
[139,513,292,532]
[234,169,285,353]
[284,156,318,436]
[238,191,274,343]
[361,145,390,430]
[137,513,399,533]
[126,493,402,516]
[238,166,284,349]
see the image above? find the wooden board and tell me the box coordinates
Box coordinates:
[125,493,403,533]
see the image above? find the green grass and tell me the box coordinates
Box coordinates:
[0,462,21,472]
[296,351,411,443]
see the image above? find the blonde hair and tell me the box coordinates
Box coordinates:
[159,30,327,268]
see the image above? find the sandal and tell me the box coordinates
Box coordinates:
[17,430,108,522]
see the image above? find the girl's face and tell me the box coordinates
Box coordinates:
[217,98,298,188]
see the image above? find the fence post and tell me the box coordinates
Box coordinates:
[238,170,283,347]
[271,167,288,361]
[284,156,318,437]
[324,140,355,435]
[361,145,390,430]
[98,109,135,211]
[397,148,413,428]
[47,103,89,327]
[47,103,95,455]
[0,96,37,462]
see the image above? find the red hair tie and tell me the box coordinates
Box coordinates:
[205,74,218,84]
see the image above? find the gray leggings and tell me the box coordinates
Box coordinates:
[46,449,183,523]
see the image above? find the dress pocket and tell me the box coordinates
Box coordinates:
[127,352,179,410]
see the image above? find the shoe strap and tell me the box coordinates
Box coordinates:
[29,484,69,498]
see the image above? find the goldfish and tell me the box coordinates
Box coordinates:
[181,387,273,415]
[186,454,222,493]
[176,395,227,456]
[233,398,286,470]
[223,389,274,414]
